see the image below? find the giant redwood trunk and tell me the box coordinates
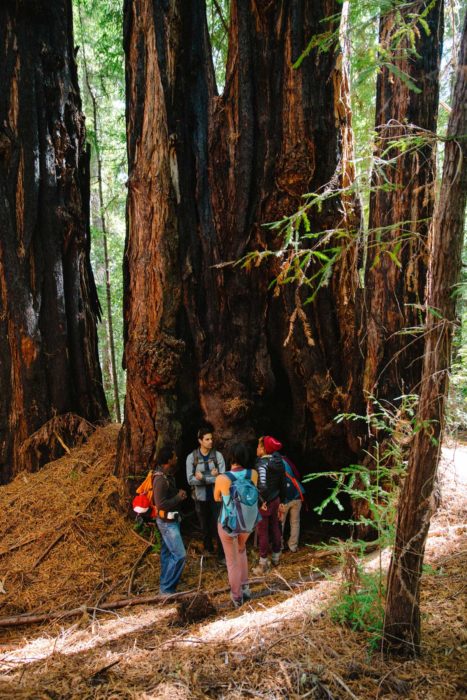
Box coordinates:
[363,1,444,405]
[0,0,108,483]
[118,0,360,477]
[383,14,466,656]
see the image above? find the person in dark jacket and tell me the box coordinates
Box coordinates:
[152,446,187,594]
[252,435,286,574]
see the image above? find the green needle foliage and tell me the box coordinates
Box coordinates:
[304,394,420,649]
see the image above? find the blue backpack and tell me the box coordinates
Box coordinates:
[220,470,261,537]
[283,460,306,503]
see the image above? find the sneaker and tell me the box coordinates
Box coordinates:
[252,559,270,576]
[289,546,298,553]
[242,585,252,602]
[271,554,280,567]
[230,594,243,609]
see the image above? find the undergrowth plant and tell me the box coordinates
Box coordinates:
[134,517,161,554]
[330,565,386,651]
[304,394,419,649]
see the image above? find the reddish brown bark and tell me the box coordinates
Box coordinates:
[348,0,445,534]
[363,1,444,405]
[118,0,360,478]
[0,0,108,482]
[383,13,467,656]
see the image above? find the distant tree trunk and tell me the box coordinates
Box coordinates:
[351,1,443,533]
[363,1,444,404]
[383,14,467,657]
[77,0,121,423]
[118,0,360,477]
[0,0,108,482]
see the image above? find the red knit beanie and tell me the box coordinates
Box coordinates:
[263,436,282,454]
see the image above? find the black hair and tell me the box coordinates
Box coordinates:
[157,445,175,465]
[197,424,214,440]
[228,442,250,469]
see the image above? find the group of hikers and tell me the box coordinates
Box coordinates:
[133,426,305,608]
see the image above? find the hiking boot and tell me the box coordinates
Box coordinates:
[252,558,270,576]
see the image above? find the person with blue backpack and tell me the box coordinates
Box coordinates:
[214,442,260,608]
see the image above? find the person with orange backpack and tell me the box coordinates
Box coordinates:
[151,446,187,595]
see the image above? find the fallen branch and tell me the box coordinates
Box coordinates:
[54,430,71,454]
[32,531,66,570]
[0,589,197,628]
[87,658,121,681]
[330,671,360,700]
[0,567,333,628]
[127,542,154,595]
[0,533,47,558]
[130,528,156,547]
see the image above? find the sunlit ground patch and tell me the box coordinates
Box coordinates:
[0,606,174,672]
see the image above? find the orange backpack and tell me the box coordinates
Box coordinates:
[132,471,158,519]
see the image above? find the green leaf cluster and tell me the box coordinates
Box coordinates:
[305,394,420,648]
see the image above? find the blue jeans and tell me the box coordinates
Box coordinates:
[156,519,186,594]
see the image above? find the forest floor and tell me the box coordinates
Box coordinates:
[0,425,465,699]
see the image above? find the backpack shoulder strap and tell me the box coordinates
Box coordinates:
[152,471,168,486]
[209,449,219,470]
[191,449,199,478]
[285,470,305,501]
[151,471,168,506]
[224,472,236,484]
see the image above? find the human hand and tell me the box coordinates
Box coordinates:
[211,467,219,476]
[195,471,203,481]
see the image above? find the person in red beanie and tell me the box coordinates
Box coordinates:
[252,435,286,574]
[263,436,282,454]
